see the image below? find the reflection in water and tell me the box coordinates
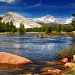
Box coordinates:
[0,34,74,61]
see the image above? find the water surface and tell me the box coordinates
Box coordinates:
[0,33,74,61]
[0,33,75,75]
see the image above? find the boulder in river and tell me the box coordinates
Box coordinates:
[0,52,31,65]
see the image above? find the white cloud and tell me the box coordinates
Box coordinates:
[25,3,41,9]
[0,0,15,3]
[57,17,73,24]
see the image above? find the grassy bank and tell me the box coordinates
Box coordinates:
[0,32,75,38]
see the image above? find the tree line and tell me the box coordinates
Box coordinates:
[0,21,25,34]
[25,25,75,33]
[0,13,75,34]
[0,20,75,34]
[26,13,75,33]
[0,21,16,33]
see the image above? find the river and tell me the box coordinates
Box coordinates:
[0,33,75,75]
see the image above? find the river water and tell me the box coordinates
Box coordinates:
[0,33,75,75]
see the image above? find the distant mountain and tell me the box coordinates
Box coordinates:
[1,12,42,28]
[32,15,61,24]
[32,15,74,25]
[1,12,73,27]
[63,17,73,25]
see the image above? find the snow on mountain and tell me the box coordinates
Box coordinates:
[32,15,61,24]
[63,17,73,24]
[1,12,73,27]
[1,12,42,28]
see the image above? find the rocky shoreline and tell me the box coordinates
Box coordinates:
[0,52,75,75]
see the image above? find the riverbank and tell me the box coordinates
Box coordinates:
[0,53,75,75]
[0,53,69,75]
[27,32,75,38]
[0,32,75,37]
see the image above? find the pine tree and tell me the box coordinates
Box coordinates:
[10,21,16,33]
[19,23,25,34]
[0,21,2,32]
[12,26,16,33]
[2,21,6,32]
[71,13,75,26]
[72,13,75,16]
[6,22,10,32]
[0,17,3,21]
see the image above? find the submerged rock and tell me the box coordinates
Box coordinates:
[43,69,61,75]
[0,52,31,65]
[40,67,54,72]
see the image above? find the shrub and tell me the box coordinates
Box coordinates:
[56,45,75,60]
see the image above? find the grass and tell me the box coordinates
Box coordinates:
[65,66,75,75]
[56,45,75,60]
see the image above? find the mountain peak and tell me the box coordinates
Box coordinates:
[33,15,60,24]
[1,12,42,28]
[6,12,16,14]
[42,15,53,18]
[1,12,73,26]
[4,12,18,16]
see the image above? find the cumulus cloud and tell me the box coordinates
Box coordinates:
[0,0,15,3]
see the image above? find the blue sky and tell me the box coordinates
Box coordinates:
[0,0,75,18]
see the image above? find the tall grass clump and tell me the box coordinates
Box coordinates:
[56,45,75,60]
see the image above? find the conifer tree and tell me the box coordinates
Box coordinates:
[71,13,75,26]
[19,23,25,34]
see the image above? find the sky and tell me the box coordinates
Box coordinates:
[0,0,75,19]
